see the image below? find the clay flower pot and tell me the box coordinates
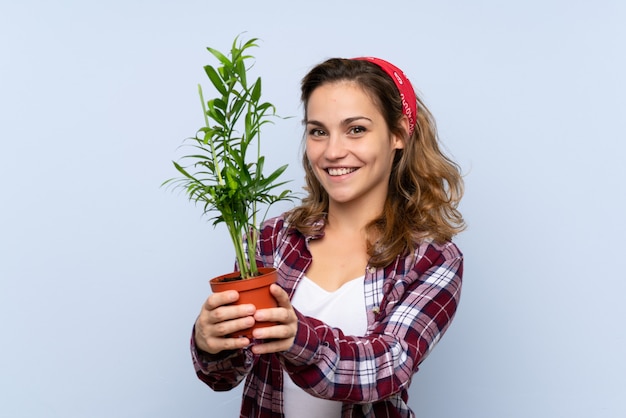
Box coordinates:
[209,267,278,338]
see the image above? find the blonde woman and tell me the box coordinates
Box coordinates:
[192,57,466,417]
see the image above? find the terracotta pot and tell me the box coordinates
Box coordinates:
[209,267,278,338]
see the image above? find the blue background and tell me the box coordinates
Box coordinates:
[1,0,625,416]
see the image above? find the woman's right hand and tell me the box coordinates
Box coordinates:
[194,290,256,354]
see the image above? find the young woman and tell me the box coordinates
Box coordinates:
[191,57,466,417]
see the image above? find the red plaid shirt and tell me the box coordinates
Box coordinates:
[191,215,463,417]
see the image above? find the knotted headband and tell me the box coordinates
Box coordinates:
[352,57,418,136]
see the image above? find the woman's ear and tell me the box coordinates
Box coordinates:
[393,115,410,150]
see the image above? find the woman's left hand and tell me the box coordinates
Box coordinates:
[250,284,298,354]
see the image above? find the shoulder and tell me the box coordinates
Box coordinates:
[257,214,313,283]
[413,240,464,286]
[259,212,325,241]
[258,213,303,255]
[392,240,463,279]
[259,212,303,239]
[420,240,463,263]
[259,213,289,236]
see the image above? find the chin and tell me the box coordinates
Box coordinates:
[327,193,356,204]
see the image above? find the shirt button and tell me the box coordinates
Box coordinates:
[367,266,376,274]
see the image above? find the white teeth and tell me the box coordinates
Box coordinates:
[327,167,356,176]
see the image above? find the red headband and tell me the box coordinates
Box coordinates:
[353,57,418,136]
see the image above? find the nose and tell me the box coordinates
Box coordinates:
[323,134,347,161]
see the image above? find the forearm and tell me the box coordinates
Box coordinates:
[280,315,416,403]
[191,328,253,391]
[279,253,462,403]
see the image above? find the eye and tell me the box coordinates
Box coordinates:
[348,125,367,135]
[308,128,327,137]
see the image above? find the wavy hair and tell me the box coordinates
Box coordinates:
[287,58,465,267]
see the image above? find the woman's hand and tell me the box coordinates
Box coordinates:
[194,290,256,354]
[250,284,298,355]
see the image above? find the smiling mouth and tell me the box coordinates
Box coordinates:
[326,167,357,176]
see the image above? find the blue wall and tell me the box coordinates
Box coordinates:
[1,1,625,416]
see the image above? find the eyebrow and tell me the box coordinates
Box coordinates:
[305,116,373,126]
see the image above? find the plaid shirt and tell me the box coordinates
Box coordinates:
[191,215,463,417]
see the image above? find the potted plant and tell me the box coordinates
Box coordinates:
[163,35,295,337]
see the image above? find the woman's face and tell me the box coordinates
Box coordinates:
[305,81,404,211]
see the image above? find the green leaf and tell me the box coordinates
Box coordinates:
[206,46,231,68]
[251,79,262,102]
[207,105,226,126]
[204,65,227,96]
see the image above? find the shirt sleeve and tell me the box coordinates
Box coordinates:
[279,242,463,404]
[190,326,254,391]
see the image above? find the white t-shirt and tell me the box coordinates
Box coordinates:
[283,275,367,417]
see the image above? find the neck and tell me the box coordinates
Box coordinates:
[325,199,383,235]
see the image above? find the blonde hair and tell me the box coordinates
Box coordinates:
[287,58,465,267]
